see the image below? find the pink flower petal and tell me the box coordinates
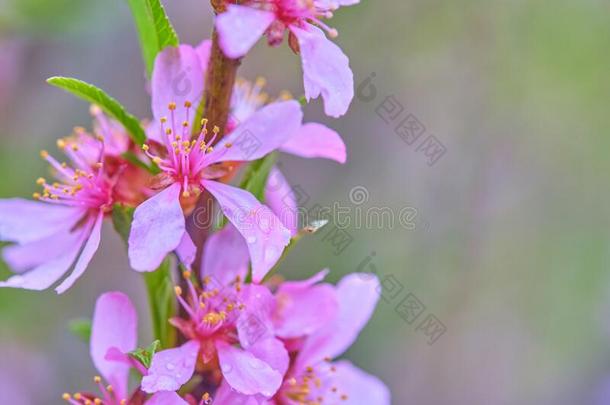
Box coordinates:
[273,282,338,339]
[175,231,196,267]
[90,292,138,400]
[141,340,200,394]
[55,211,104,294]
[291,25,354,118]
[248,337,289,377]
[204,100,303,165]
[0,222,91,291]
[215,5,276,59]
[280,269,329,290]
[213,380,269,405]
[129,184,185,272]
[0,198,83,244]
[202,224,249,286]
[146,391,188,405]
[324,360,391,405]
[216,341,283,397]
[202,180,291,283]
[2,228,83,273]
[264,167,298,235]
[195,39,212,74]
[149,45,205,142]
[297,274,380,368]
[237,285,275,348]
[280,122,346,163]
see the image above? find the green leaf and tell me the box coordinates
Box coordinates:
[111,204,136,244]
[121,151,160,175]
[47,77,147,145]
[240,152,277,202]
[68,318,92,343]
[111,204,177,347]
[143,258,177,348]
[126,0,180,77]
[129,340,161,369]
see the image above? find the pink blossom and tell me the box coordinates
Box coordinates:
[128,43,304,281]
[216,0,356,117]
[0,116,128,293]
[64,292,189,405]
[162,271,288,398]
[227,77,346,236]
[210,273,391,405]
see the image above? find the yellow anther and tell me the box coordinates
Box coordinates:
[160,117,167,123]
[202,392,211,402]
[94,399,102,404]
[89,104,102,115]
[74,393,82,400]
[206,147,214,153]
[106,384,113,393]
[94,162,103,169]
[57,139,67,149]
[40,150,49,158]
[183,270,192,279]
[184,101,192,108]
[174,286,183,296]
[74,126,86,133]
[62,393,71,400]
[33,192,41,200]
[142,144,150,151]
[200,118,208,126]
[168,102,177,110]
[224,142,233,148]
[166,128,172,135]
[328,28,339,38]
[182,121,189,127]
[71,144,79,151]
[199,302,206,309]
[182,190,191,198]
[255,77,267,87]
[341,394,348,400]
[61,162,68,168]
[212,126,220,134]
[36,177,46,186]
[50,194,59,200]
[94,375,102,383]
[182,141,190,147]
[120,400,127,405]
[152,157,162,164]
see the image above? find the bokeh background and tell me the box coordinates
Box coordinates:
[1,0,609,404]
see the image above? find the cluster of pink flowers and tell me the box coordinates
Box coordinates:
[0,0,390,403]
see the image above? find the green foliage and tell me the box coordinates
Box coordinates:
[239,152,277,202]
[111,204,177,348]
[46,77,147,145]
[68,318,92,343]
[126,0,180,78]
[143,258,177,348]
[129,340,161,368]
[111,204,136,244]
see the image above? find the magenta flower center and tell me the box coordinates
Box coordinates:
[34,133,113,211]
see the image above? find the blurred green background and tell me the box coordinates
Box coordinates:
[1,0,609,403]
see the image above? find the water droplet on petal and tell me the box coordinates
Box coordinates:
[264,247,277,262]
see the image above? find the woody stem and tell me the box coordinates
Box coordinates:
[190,16,241,277]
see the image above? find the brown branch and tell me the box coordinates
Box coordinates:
[190,24,242,277]
[202,28,241,136]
